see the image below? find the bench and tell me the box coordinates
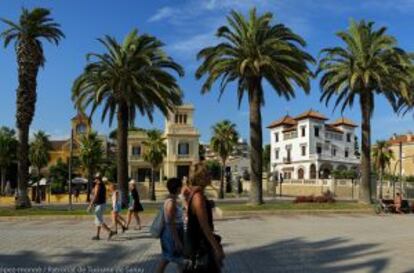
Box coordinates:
[381,199,411,213]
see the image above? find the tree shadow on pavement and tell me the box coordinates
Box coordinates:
[0,237,390,273]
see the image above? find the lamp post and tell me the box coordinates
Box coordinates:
[68,129,74,211]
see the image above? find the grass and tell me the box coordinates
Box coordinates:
[0,201,373,217]
[220,202,373,212]
[0,206,158,217]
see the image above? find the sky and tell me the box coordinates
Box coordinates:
[0,0,413,144]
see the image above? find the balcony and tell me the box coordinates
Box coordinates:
[283,157,292,164]
[129,155,143,161]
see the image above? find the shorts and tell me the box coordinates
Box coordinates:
[113,203,122,213]
[94,204,106,226]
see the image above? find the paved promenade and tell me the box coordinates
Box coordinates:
[0,214,414,273]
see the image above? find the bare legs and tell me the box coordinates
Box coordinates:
[126,210,142,230]
[112,212,127,233]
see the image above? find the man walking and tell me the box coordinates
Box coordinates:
[88,174,115,240]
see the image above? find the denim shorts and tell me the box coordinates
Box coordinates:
[94,204,106,226]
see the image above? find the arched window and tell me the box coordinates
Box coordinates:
[310,164,317,179]
[298,168,305,179]
[76,123,87,134]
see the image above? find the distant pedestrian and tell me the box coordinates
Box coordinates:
[88,174,115,240]
[156,178,185,273]
[394,192,403,214]
[110,183,128,234]
[184,162,224,273]
[74,188,80,203]
[126,180,143,230]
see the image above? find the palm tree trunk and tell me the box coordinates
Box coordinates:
[16,126,31,208]
[117,101,129,207]
[150,168,156,201]
[379,169,383,199]
[359,93,372,204]
[219,159,225,199]
[1,168,6,195]
[36,175,40,204]
[86,168,93,202]
[248,80,264,205]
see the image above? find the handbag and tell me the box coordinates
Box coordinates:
[149,205,164,238]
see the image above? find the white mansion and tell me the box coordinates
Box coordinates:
[268,110,359,180]
[128,104,200,182]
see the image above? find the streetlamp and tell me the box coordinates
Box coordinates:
[68,129,74,211]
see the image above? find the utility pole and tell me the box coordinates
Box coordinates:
[68,129,74,211]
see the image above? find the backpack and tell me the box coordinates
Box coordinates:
[150,205,165,238]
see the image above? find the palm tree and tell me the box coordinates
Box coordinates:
[79,132,103,202]
[196,8,314,205]
[0,127,17,195]
[29,131,51,203]
[211,120,239,199]
[372,140,394,199]
[317,20,412,204]
[72,29,183,205]
[142,129,166,201]
[1,8,64,208]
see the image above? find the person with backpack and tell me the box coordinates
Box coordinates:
[87,174,115,241]
[155,178,185,273]
[183,163,225,273]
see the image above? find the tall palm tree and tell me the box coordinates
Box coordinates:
[142,129,166,201]
[372,140,394,199]
[1,8,64,208]
[29,131,51,203]
[79,132,103,202]
[211,120,239,199]
[72,29,183,205]
[0,127,17,195]
[317,20,412,204]
[196,8,314,205]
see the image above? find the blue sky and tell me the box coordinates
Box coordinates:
[0,0,413,144]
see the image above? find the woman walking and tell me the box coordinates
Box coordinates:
[126,180,143,230]
[184,163,224,273]
[110,183,128,234]
[88,174,115,240]
[156,178,185,273]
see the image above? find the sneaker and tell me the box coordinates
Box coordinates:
[91,236,100,240]
[108,230,116,240]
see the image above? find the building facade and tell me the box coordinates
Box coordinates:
[128,104,200,182]
[386,133,414,177]
[48,112,108,171]
[268,110,359,180]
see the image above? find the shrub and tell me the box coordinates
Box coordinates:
[294,191,335,203]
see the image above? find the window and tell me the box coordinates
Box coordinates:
[76,123,87,134]
[132,146,141,156]
[331,147,337,157]
[178,143,190,155]
[301,126,306,137]
[345,149,349,158]
[275,132,279,142]
[183,114,187,124]
[346,133,352,142]
[316,144,322,154]
[275,149,279,160]
[301,145,306,156]
[286,148,291,161]
[314,126,320,137]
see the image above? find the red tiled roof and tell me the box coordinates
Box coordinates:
[267,115,297,129]
[325,125,344,134]
[388,134,414,144]
[50,140,68,150]
[294,109,328,121]
[331,117,358,128]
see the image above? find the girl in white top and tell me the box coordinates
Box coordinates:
[110,184,127,234]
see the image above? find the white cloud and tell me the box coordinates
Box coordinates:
[148,7,177,22]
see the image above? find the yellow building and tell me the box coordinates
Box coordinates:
[48,112,108,172]
[387,133,414,177]
[128,104,200,182]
